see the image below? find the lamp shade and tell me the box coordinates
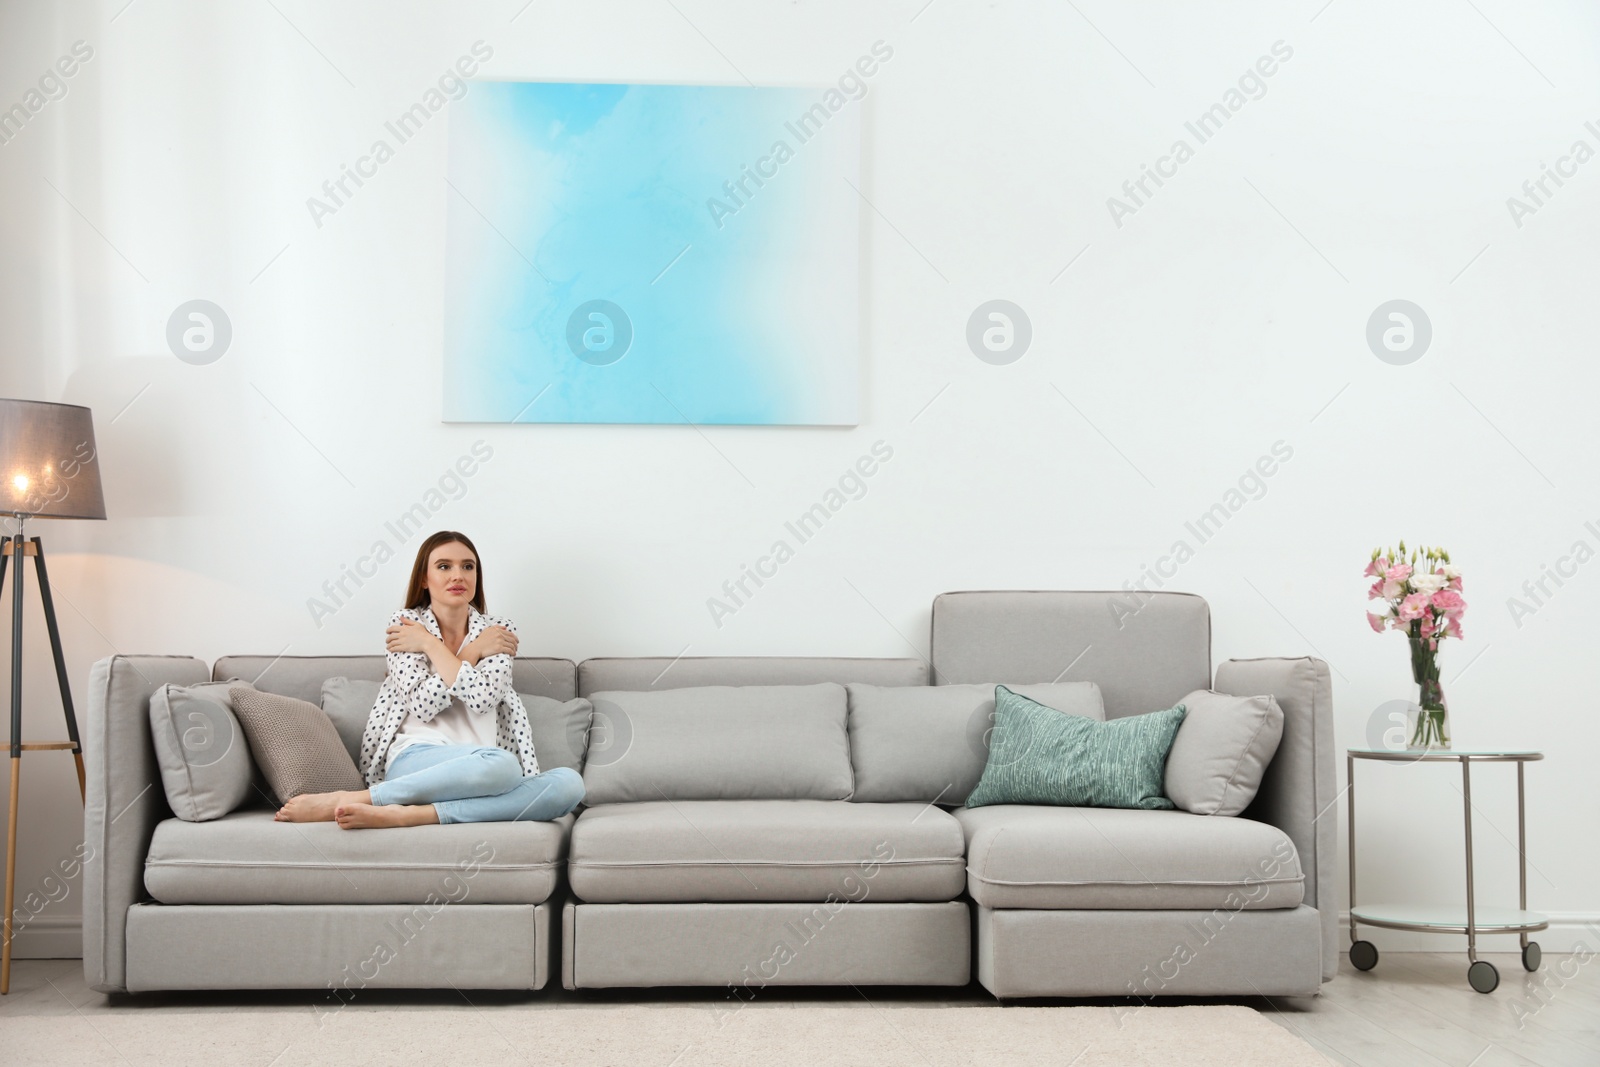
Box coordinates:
[0,399,106,520]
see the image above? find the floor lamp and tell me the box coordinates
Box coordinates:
[0,399,105,995]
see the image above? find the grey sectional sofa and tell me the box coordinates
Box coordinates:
[82,591,1335,998]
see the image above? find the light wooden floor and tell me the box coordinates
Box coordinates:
[1259,951,1599,1067]
[3,951,1596,1066]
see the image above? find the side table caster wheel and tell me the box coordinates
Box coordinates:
[1350,941,1379,971]
[1468,960,1499,994]
[1523,942,1541,972]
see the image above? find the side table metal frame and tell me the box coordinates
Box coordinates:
[1346,749,1546,993]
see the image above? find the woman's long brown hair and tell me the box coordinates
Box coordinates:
[403,531,486,613]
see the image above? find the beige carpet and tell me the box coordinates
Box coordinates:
[7,1002,1327,1066]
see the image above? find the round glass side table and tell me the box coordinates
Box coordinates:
[1346,748,1546,994]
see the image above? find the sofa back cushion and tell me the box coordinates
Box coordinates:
[581,683,853,803]
[846,682,1105,804]
[930,590,1211,718]
[320,677,595,773]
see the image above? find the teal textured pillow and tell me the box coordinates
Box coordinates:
[965,685,1186,810]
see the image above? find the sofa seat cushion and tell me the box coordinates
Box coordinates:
[145,810,573,905]
[955,805,1303,910]
[569,800,966,904]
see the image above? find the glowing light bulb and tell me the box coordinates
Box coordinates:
[11,474,28,493]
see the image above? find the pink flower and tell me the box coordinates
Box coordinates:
[1444,617,1462,640]
[1364,558,1387,578]
[1382,579,1405,599]
[1367,579,1386,600]
[1397,592,1432,622]
[1385,563,1413,582]
[1448,576,1463,591]
[1367,612,1388,633]
[1432,589,1466,616]
[1419,616,1436,638]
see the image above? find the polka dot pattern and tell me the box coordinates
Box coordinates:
[358,605,541,785]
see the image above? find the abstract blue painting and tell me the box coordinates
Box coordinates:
[443,82,861,424]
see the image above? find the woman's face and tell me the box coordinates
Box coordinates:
[425,542,477,609]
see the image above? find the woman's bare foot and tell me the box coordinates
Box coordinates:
[334,802,439,829]
[275,790,369,822]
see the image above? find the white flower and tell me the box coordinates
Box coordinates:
[1411,573,1448,594]
[1439,563,1462,580]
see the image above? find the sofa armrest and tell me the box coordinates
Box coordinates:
[1213,656,1337,982]
[83,655,209,993]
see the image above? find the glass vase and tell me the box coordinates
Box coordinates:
[1408,636,1451,749]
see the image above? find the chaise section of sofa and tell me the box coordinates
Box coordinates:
[930,590,1334,998]
[84,653,580,993]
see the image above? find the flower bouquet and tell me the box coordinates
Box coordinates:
[1365,543,1466,749]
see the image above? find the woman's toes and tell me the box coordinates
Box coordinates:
[278,792,348,822]
[335,803,373,829]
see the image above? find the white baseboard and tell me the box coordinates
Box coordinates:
[9,916,83,959]
[1339,911,1600,954]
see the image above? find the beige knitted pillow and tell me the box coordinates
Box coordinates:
[229,686,364,802]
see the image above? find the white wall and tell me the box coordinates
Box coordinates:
[2,0,1597,958]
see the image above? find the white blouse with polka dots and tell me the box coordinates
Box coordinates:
[357,604,540,785]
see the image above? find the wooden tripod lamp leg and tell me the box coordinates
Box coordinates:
[0,535,90,992]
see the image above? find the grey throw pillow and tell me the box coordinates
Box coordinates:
[1164,689,1285,816]
[148,681,256,821]
[229,686,365,803]
[321,678,592,773]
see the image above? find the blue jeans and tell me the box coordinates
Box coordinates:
[369,743,585,824]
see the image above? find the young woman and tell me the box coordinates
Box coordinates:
[276,530,585,828]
